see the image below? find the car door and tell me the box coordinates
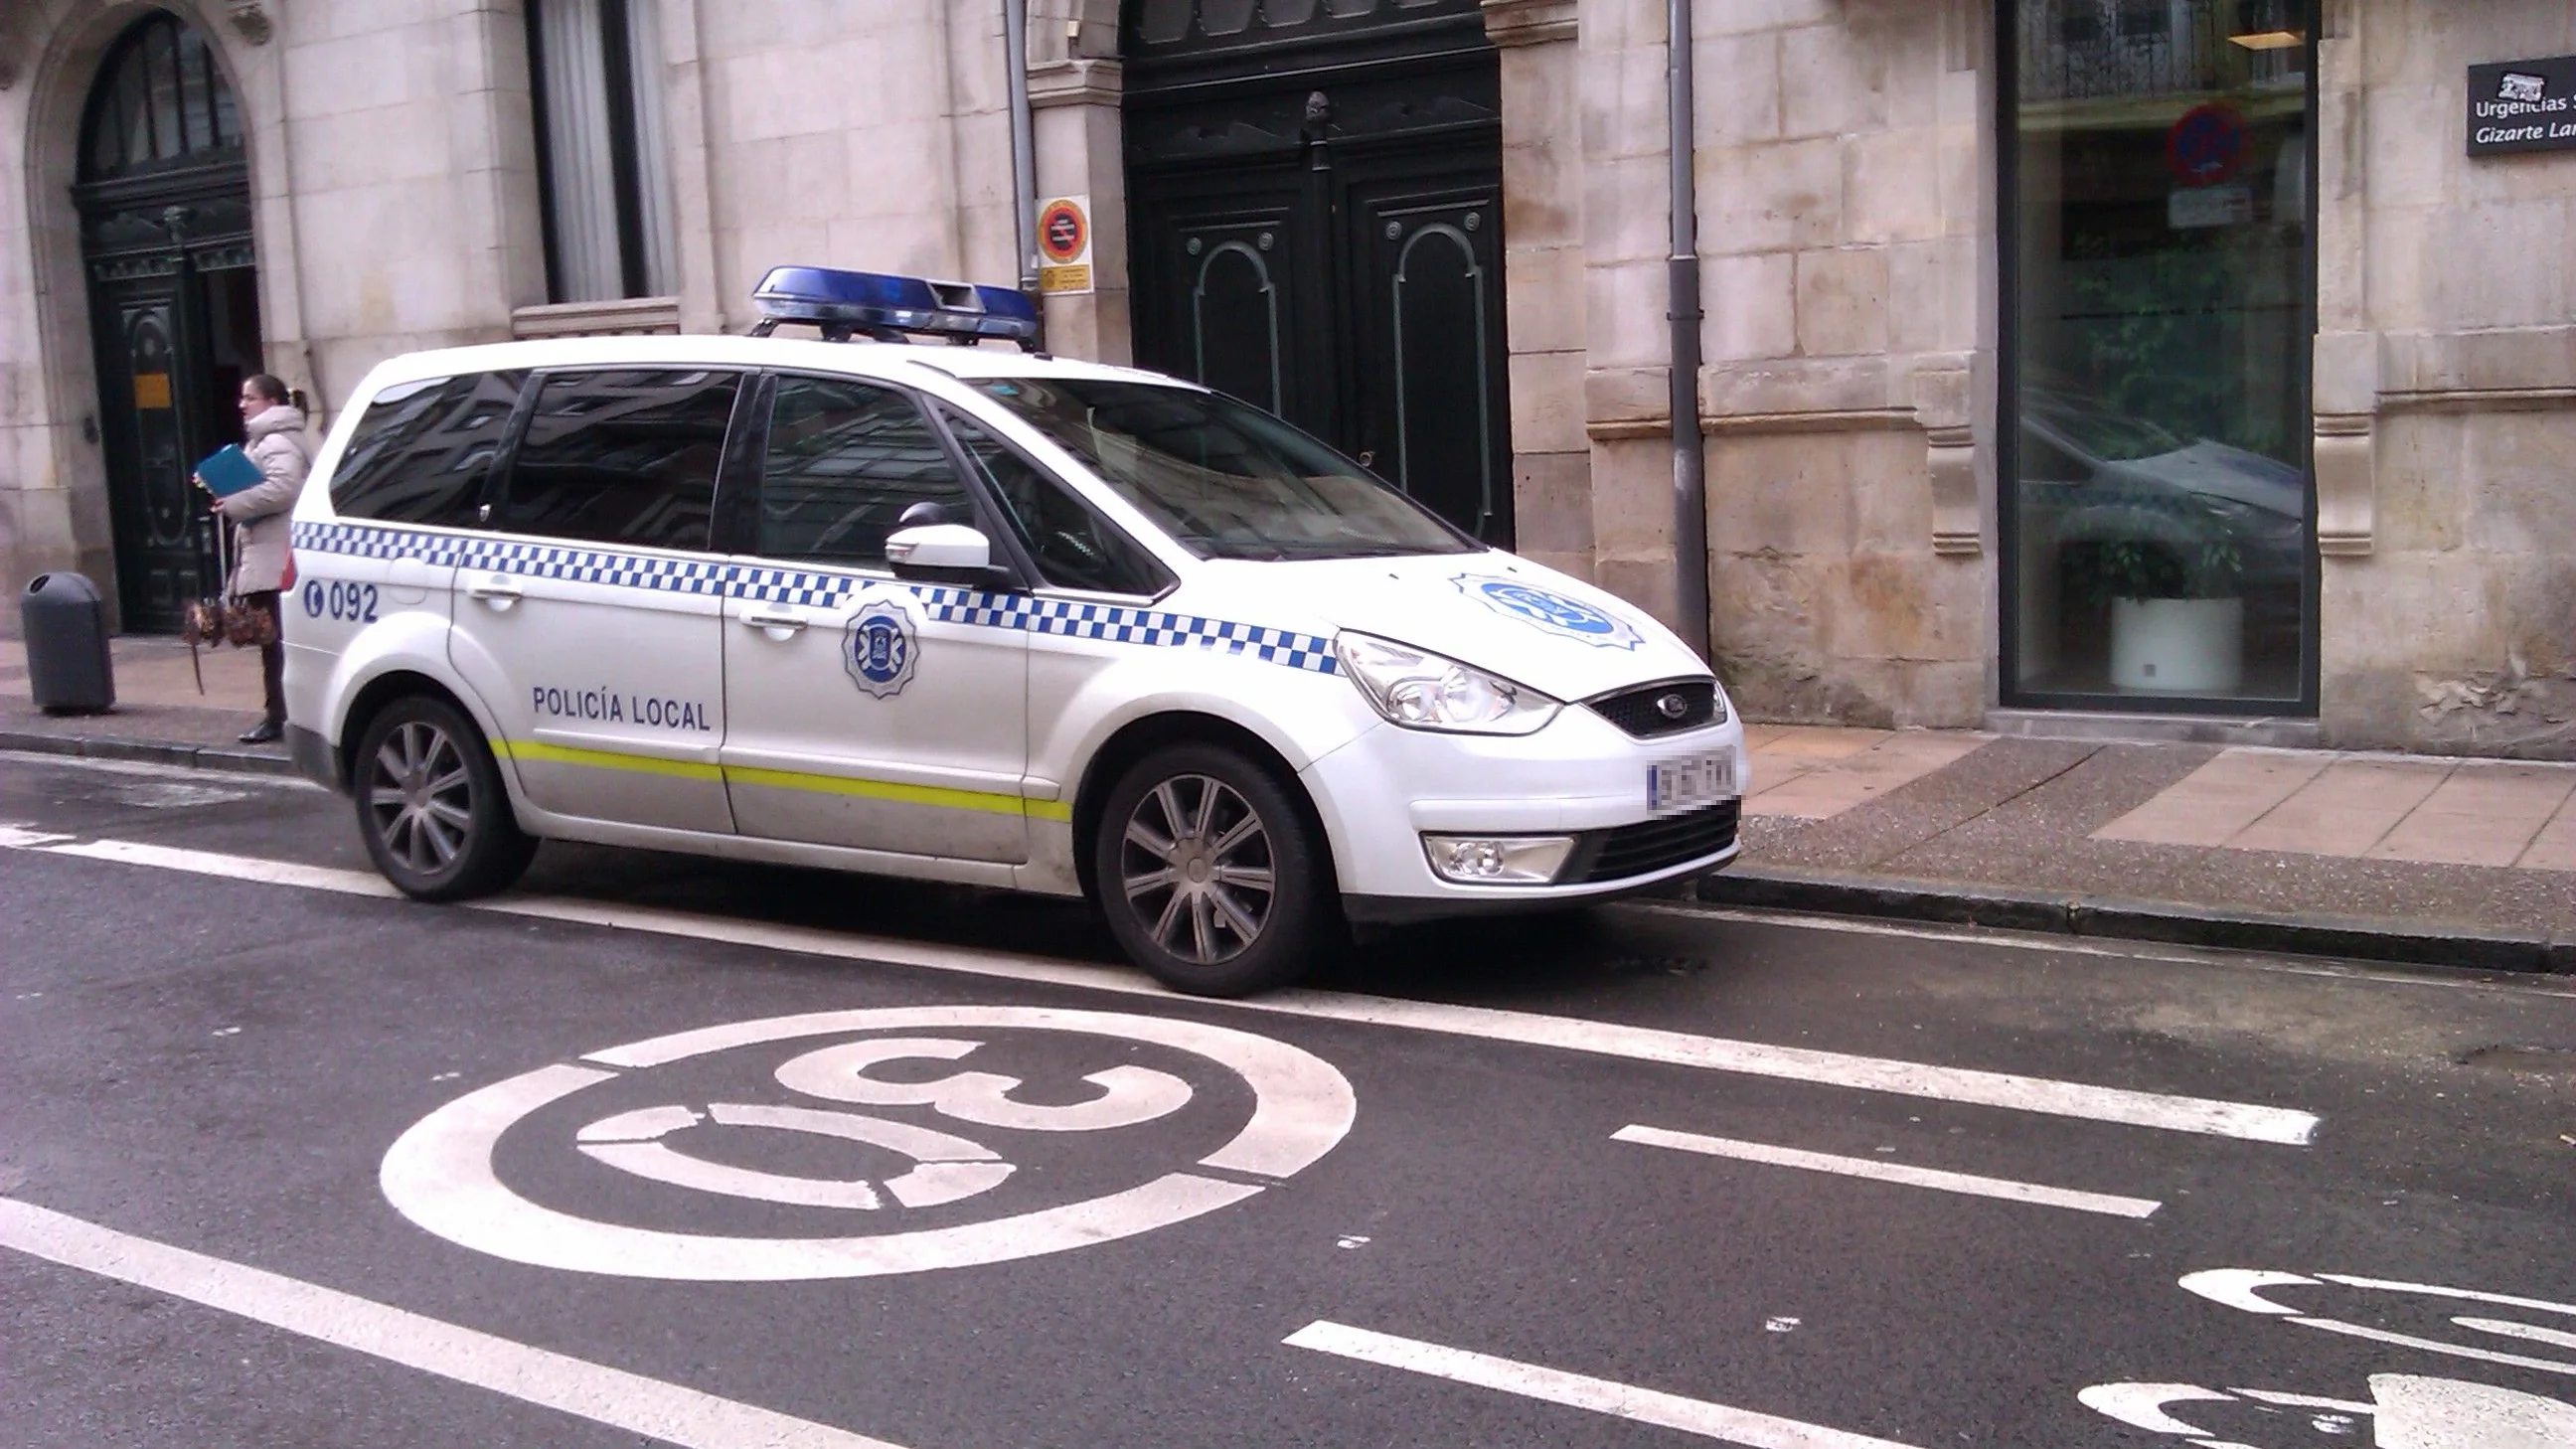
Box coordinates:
[719,373,1032,863]
[444,366,742,834]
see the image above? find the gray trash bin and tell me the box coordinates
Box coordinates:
[20,572,116,715]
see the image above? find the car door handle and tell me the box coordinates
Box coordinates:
[740,609,809,633]
[466,577,523,609]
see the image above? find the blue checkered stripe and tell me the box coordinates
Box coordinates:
[913,588,1341,676]
[292,524,1335,675]
[290,520,470,566]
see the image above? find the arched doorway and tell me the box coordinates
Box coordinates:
[1121,0,1513,547]
[75,11,263,631]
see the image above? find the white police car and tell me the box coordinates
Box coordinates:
[282,267,1744,995]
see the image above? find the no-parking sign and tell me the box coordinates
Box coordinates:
[1037,195,1093,295]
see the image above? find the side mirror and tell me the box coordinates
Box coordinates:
[886,523,1004,586]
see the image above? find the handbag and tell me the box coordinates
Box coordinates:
[183,515,276,694]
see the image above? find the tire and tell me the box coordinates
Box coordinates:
[352,695,536,901]
[1092,742,1332,997]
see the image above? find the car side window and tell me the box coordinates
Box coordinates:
[757,377,974,566]
[329,371,526,527]
[943,410,1170,597]
[498,369,738,551]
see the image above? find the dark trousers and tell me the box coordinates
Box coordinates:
[243,590,285,726]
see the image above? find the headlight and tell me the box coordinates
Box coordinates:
[1334,632,1560,735]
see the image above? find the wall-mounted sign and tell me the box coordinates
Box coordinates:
[2166,102,2249,185]
[1036,195,1093,295]
[2469,56,2576,156]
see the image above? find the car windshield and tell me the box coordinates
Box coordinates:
[966,378,1477,561]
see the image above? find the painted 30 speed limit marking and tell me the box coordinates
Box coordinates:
[381,1006,1356,1281]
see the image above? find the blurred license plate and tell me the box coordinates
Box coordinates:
[1648,752,1734,814]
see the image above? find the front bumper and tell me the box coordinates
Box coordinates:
[1300,702,1747,918]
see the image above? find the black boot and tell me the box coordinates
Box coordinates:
[238,720,282,745]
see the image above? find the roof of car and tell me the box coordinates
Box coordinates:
[345,331,1200,399]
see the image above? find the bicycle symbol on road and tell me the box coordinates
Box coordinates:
[2081,1269,2576,1447]
[381,1005,1356,1281]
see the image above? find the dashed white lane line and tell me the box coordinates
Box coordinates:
[1612,1124,2163,1218]
[0,1196,904,1449]
[0,831,2322,1145]
[1283,1320,1928,1448]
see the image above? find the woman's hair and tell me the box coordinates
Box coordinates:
[244,374,290,404]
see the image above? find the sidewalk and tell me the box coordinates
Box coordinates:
[5,635,2571,974]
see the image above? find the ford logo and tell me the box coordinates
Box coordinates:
[1654,693,1690,720]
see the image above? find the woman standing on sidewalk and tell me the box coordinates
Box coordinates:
[211,375,310,744]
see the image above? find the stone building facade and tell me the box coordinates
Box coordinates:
[3,0,2572,756]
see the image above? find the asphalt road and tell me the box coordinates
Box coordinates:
[4,748,2574,1449]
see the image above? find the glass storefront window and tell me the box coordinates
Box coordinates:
[2005,0,2316,709]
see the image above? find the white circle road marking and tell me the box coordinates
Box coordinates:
[380,1006,1357,1281]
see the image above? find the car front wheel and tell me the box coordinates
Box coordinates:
[1093,742,1331,997]
[353,695,536,901]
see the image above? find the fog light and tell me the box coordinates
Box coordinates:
[1422,834,1577,886]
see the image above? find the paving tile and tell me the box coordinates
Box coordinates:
[2520,792,2576,873]
[2092,748,2331,847]
[2228,759,2454,858]
[1751,737,2094,870]
[2167,847,2534,938]
[1744,730,1989,820]
[2368,762,2576,869]
[1754,725,1892,761]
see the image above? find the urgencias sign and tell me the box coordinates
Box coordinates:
[2469,56,2576,156]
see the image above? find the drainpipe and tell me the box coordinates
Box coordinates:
[1004,0,1043,341]
[1667,0,1710,664]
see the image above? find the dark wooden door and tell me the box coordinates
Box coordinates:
[1122,0,1511,546]
[90,275,210,629]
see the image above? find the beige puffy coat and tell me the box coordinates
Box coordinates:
[217,404,310,595]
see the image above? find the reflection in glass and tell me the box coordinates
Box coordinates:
[2009,0,2313,705]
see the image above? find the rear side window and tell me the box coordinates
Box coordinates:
[498,369,740,551]
[328,371,525,526]
[944,410,1169,596]
[754,376,973,566]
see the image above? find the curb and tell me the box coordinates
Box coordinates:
[13,726,2569,977]
[0,727,300,779]
[1692,865,2575,977]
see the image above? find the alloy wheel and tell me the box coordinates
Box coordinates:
[1118,774,1276,967]
[367,720,475,877]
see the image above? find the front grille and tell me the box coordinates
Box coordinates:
[1570,800,1740,884]
[1586,679,1722,738]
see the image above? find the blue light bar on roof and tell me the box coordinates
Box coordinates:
[750,265,1040,348]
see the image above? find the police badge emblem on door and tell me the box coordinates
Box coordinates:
[845,598,918,700]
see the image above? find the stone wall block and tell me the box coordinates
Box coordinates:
[1508,349,1590,455]
[1702,250,1797,362]
[1589,434,1679,558]
[1577,0,1666,56]
[1502,135,1581,245]
[1583,365,1672,426]
[1884,237,1972,354]
[1512,449,1597,559]
[1691,31,1782,147]
[1700,354,1896,417]
[1793,246,1889,357]
[1584,152,1676,264]
[1848,427,1931,554]
[1707,431,1856,555]
[1584,258,1677,371]
[1578,44,1674,160]
[1505,243,1587,356]
[1843,127,1942,245]
[1780,20,1887,139]
[1699,138,1843,254]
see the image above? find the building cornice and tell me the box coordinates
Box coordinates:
[1030,58,1122,110]
[1481,0,1575,48]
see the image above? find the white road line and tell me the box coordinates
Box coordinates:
[1612,1124,2162,1218]
[0,1196,905,1449]
[0,834,2321,1144]
[1283,1320,1928,1449]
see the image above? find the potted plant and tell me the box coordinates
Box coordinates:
[2093,536,2246,695]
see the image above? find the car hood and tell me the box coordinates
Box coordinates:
[1211,551,1714,702]
[2101,440,2307,517]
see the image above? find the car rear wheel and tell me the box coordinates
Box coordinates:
[1094,742,1330,997]
[354,695,536,901]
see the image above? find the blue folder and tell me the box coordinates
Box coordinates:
[195,443,264,498]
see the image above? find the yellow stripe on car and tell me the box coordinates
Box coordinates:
[497,740,1073,821]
